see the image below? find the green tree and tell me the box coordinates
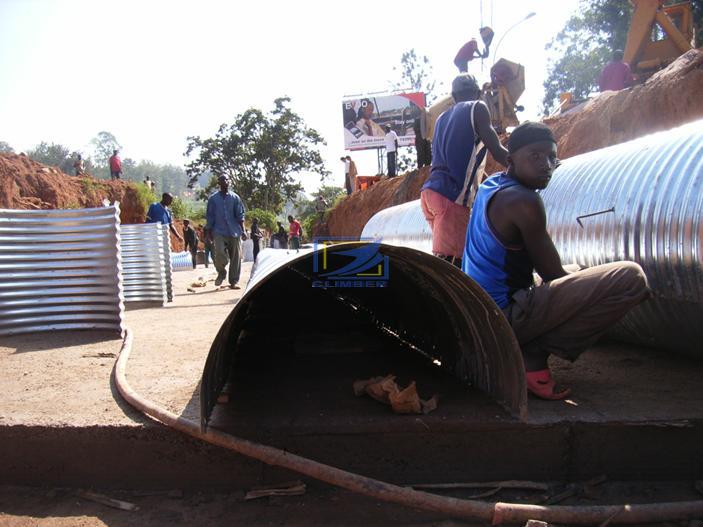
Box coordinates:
[184,97,329,213]
[27,142,72,173]
[0,141,14,154]
[90,131,121,167]
[391,49,439,104]
[543,0,702,113]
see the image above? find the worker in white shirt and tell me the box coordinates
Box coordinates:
[384,125,399,177]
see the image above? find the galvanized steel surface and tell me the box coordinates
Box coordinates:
[161,224,174,302]
[200,246,526,428]
[171,251,194,271]
[0,206,124,336]
[120,224,167,304]
[541,119,703,356]
[361,199,432,254]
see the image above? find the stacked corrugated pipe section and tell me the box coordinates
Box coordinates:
[161,224,174,302]
[120,223,168,305]
[0,206,124,336]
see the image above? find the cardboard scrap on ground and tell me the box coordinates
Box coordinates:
[353,375,438,415]
[244,480,306,501]
[190,276,209,288]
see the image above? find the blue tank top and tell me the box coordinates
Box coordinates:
[422,101,486,207]
[462,173,534,308]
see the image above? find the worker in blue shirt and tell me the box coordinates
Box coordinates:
[146,192,183,245]
[206,175,247,289]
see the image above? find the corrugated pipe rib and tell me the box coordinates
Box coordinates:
[541,118,703,357]
[160,224,174,302]
[115,328,703,524]
[120,224,167,305]
[0,206,124,336]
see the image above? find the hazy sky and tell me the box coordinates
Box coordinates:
[0,0,580,193]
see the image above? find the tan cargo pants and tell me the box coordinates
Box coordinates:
[502,261,650,362]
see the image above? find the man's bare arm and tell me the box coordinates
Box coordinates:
[514,193,566,282]
[473,101,509,167]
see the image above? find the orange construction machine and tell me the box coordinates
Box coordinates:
[623,0,695,79]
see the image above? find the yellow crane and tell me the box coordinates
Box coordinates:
[623,0,694,79]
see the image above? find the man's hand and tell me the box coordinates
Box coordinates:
[473,101,509,167]
[241,231,248,241]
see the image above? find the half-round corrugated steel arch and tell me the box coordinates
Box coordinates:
[200,243,526,429]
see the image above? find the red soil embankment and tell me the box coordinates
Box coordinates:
[0,153,146,223]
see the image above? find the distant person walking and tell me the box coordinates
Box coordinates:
[203,229,214,268]
[109,150,122,180]
[288,215,302,251]
[274,221,288,249]
[341,156,352,195]
[144,176,155,192]
[250,217,263,260]
[183,219,199,269]
[599,49,633,92]
[384,125,399,177]
[146,192,183,246]
[73,154,85,176]
[206,175,247,289]
[346,155,358,192]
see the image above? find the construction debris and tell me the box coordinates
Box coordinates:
[244,480,306,501]
[353,375,438,415]
[75,490,139,511]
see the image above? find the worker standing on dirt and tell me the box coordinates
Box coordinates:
[341,156,351,195]
[384,125,399,178]
[250,217,263,261]
[463,121,650,400]
[420,73,508,268]
[206,175,247,289]
[288,215,302,251]
[203,228,214,268]
[109,150,122,180]
[72,154,84,176]
[346,155,358,192]
[182,219,199,269]
[599,50,633,92]
[146,192,183,245]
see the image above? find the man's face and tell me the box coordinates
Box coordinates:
[218,177,228,192]
[163,194,173,206]
[508,141,558,190]
[362,103,374,118]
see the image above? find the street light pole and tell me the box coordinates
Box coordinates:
[491,12,537,66]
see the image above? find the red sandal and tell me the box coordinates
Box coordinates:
[526,369,571,400]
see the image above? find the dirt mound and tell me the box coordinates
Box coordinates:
[324,167,429,238]
[0,153,145,223]
[547,48,703,159]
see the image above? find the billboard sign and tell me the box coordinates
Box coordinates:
[342,92,426,151]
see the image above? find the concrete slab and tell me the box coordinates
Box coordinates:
[2,260,703,489]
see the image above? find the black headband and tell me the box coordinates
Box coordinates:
[508,122,556,153]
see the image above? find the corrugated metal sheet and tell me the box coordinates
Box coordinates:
[120,224,167,304]
[361,199,432,254]
[0,206,124,336]
[200,245,526,429]
[540,119,703,357]
[160,224,174,302]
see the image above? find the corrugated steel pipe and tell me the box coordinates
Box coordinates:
[541,119,703,357]
[115,327,703,524]
[198,245,527,426]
